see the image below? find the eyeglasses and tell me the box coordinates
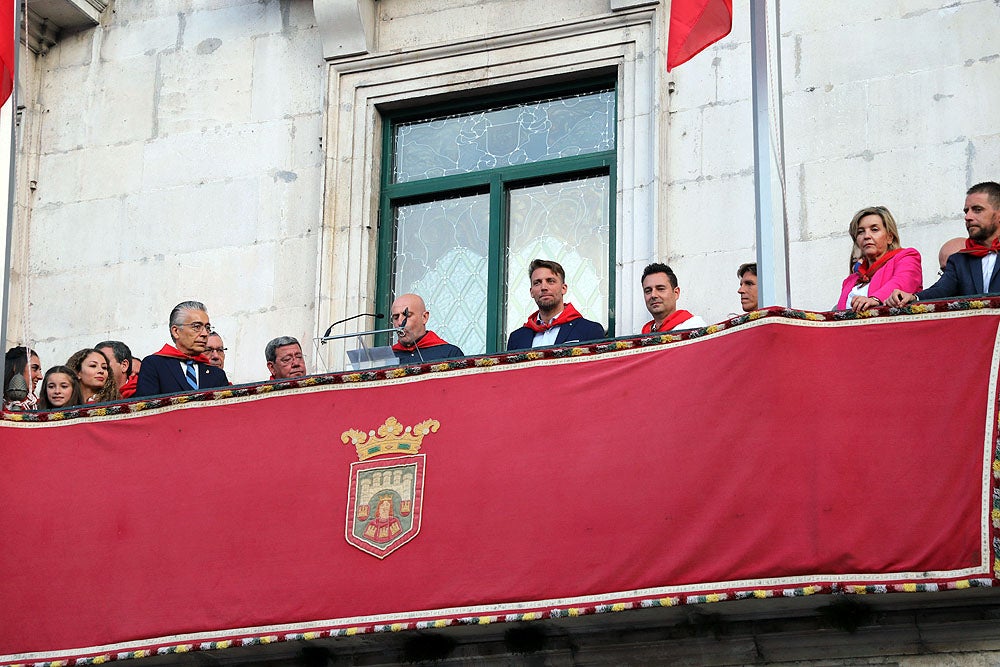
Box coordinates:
[176,322,214,334]
[278,353,305,364]
[205,346,227,353]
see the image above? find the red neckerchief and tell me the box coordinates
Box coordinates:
[642,310,693,334]
[524,303,583,333]
[854,248,902,285]
[119,374,138,398]
[153,344,212,365]
[959,237,1000,258]
[392,330,450,352]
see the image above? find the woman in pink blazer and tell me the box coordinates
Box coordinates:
[836,206,922,312]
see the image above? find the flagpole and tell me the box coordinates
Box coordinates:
[751,0,790,307]
[0,0,21,360]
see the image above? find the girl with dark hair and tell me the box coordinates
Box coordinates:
[37,366,84,410]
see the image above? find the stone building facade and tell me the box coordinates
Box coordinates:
[5,0,999,380]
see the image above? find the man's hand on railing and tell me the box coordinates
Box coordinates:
[886,289,917,307]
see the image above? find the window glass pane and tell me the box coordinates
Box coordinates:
[505,176,610,338]
[394,90,615,183]
[393,193,490,356]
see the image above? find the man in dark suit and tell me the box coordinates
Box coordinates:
[134,301,230,397]
[889,181,1000,306]
[506,258,605,351]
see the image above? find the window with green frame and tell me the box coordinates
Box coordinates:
[377,81,617,355]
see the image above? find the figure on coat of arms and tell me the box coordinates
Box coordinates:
[362,493,403,543]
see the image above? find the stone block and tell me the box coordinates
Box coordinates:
[155,39,254,135]
[666,107,703,182]
[701,99,754,176]
[787,236,849,312]
[250,31,324,122]
[126,177,261,261]
[52,28,95,68]
[866,62,1000,154]
[34,142,145,204]
[38,56,156,151]
[141,120,293,189]
[782,82,869,166]
[794,4,994,89]
[181,1,283,45]
[797,141,968,241]
[256,165,323,241]
[968,133,1000,186]
[28,198,127,273]
[664,172,756,256]
[376,0,606,51]
[101,14,180,61]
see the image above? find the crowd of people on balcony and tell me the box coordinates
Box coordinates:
[3,181,999,412]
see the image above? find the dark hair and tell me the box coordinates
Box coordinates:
[527,259,565,282]
[37,365,84,410]
[4,346,38,393]
[967,182,1000,209]
[66,348,121,404]
[265,336,300,362]
[95,340,133,378]
[641,263,678,289]
[737,262,757,279]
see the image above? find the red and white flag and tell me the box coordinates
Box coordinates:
[667,0,734,70]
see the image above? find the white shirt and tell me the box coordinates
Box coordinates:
[982,253,997,292]
[530,310,564,348]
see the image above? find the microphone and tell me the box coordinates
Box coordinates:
[322,313,384,341]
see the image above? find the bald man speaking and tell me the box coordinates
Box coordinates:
[389,294,464,365]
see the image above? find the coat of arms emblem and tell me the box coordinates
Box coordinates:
[341,417,439,558]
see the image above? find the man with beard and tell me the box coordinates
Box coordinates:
[889,182,1000,305]
[390,294,464,365]
[506,259,605,350]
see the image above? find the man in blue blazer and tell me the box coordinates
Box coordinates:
[506,259,606,351]
[134,300,230,397]
[889,182,1000,305]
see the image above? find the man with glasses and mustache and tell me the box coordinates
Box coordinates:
[135,300,230,397]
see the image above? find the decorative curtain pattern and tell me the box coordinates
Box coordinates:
[394,195,490,355]
[505,176,610,334]
[393,90,615,183]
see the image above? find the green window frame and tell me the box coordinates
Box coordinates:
[376,79,617,354]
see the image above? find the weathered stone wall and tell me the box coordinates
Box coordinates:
[11,0,324,383]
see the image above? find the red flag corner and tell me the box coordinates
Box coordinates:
[667,0,734,71]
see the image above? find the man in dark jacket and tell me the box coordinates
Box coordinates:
[390,294,464,365]
[506,258,605,351]
[889,182,1000,305]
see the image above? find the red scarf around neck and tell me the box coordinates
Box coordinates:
[854,248,902,285]
[392,330,449,352]
[154,343,211,365]
[642,309,693,334]
[524,303,583,334]
[959,237,1000,258]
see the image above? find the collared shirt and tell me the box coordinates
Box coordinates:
[982,253,997,293]
[530,310,563,348]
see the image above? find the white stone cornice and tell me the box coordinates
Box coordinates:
[313,0,376,60]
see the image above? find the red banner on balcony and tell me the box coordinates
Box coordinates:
[2,308,999,664]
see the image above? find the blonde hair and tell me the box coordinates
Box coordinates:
[848,206,901,253]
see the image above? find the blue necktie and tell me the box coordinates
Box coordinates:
[185,360,198,390]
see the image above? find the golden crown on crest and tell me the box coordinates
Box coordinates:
[341,416,440,461]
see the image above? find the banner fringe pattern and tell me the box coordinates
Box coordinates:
[4,300,996,424]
